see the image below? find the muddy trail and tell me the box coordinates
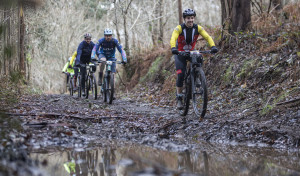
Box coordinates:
[7,93,300,151]
[1,92,300,175]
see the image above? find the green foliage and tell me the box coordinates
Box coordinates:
[223,65,233,84]
[9,71,24,83]
[260,89,292,115]
[236,59,256,81]
[4,45,14,58]
[26,53,32,64]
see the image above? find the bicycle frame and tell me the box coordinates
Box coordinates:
[178,50,210,118]
[99,60,123,104]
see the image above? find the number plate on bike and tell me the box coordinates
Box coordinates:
[106,61,113,71]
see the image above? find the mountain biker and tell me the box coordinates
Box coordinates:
[62,57,74,87]
[75,33,95,97]
[69,51,79,89]
[170,8,218,110]
[91,28,127,87]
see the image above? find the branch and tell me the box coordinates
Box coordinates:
[124,0,133,14]
[129,7,142,30]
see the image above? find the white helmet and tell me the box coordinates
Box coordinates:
[104,28,113,35]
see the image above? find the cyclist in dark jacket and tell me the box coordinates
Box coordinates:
[75,33,95,97]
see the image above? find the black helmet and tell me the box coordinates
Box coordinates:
[84,33,92,39]
[183,9,196,18]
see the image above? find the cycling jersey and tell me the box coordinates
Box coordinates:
[92,38,127,62]
[75,40,95,65]
[170,23,215,51]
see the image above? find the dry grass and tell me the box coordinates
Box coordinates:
[252,2,300,36]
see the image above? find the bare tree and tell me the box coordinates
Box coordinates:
[178,0,183,24]
[220,0,251,33]
[118,0,133,57]
[158,0,164,46]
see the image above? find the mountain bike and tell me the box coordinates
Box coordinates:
[63,72,74,96]
[99,60,123,104]
[178,50,209,118]
[82,61,98,100]
[75,73,81,98]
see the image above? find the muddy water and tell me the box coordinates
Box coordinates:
[30,144,300,176]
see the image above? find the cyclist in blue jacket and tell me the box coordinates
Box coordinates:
[91,28,127,86]
[75,33,95,97]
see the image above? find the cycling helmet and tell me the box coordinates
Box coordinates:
[84,33,92,39]
[68,57,72,62]
[104,28,113,35]
[183,9,196,18]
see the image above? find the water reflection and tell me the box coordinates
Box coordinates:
[30,145,300,176]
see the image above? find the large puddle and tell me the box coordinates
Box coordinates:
[30,144,300,176]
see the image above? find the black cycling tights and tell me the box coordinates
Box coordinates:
[174,54,188,87]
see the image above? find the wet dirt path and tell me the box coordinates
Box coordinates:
[3,93,300,175]
[9,93,300,150]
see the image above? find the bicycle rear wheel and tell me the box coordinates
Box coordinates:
[179,78,191,116]
[192,67,208,118]
[106,74,114,104]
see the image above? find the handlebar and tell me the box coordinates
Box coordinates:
[178,50,211,56]
[98,60,125,64]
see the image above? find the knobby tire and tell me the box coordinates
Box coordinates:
[91,74,97,100]
[192,67,208,118]
[179,77,191,116]
[102,75,107,102]
[107,74,114,104]
[77,75,82,98]
[69,78,73,96]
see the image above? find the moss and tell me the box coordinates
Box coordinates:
[140,56,163,83]
[236,59,256,81]
[260,88,293,115]
[223,65,233,84]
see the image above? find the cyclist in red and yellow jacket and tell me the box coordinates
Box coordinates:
[170,8,218,110]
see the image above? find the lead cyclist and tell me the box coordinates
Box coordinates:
[170,8,218,110]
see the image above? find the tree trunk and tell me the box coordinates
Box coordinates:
[114,7,121,43]
[158,0,164,46]
[178,0,183,24]
[19,4,26,76]
[231,0,251,32]
[123,15,130,56]
[220,0,251,33]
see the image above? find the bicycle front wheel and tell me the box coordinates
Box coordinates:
[179,78,191,116]
[102,75,107,102]
[192,67,208,118]
[91,74,97,100]
[85,76,90,99]
[106,74,114,104]
[77,75,82,98]
[69,78,73,96]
